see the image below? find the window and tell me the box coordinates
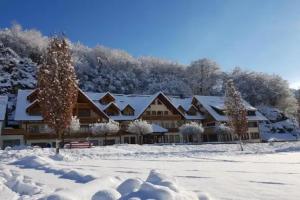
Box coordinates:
[187,107,197,116]
[248,122,258,127]
[146,111,151,115]
[122,109,134,116]
[170,122,176,128]
[175,135,180,143]
[106,139,115,145]
[29,125,39,133]
[31,143,51,148]
[78,109,91,117]
[80,125,90,133]
[157,111,162,116]
[3,140,20,149]
[122,106,134,116]
[206,122,216,127]
[247,110,256,116]
[164,111,168,115]
[152,111,156,115]
[130,137,136,144]
[169,135,174,143]
[251,132,260,139]
[165,122,170,128]
[124,137,130,144]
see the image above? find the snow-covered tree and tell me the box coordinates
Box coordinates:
[0,23,47,63]
[227,67,298,115]
[127,119,153,144]
[186,58,223,95]
[69,116,80,133]
[179,122,204,143]
[225,79,248,151]
[37,36,78,154]
[215,124,232,135]
[91,120,120,145]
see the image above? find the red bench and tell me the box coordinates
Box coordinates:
[64,141,92,149]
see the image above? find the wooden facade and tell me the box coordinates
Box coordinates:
[0,90,266,148]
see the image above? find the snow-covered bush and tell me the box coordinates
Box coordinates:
[91,120,120,136]
[215,123,232,135]
[90,120,120,145]
[179,122,204,143]
[128,120,153,144]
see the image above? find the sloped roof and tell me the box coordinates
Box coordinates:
[15,90,43,121]
[14,89,266,122]
[151,124,168,133]
[169,96,205,120]
[86,91,185,121]
[0,96,8,121]
[14,89,109,121]
[194,96,267,122]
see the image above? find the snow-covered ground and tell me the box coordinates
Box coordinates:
[1,142,300,200]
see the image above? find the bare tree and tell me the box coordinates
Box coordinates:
[38,36,78,154]
[179,122,204,143]
[127,120,153,145]
[91,120,120,145]
[225,79,248,151]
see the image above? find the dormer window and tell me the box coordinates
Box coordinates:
[122,105,135,116]
[247,110,256,116]
[99,93,115,105]
[178,105,185,114]
[26,101,41,116]
[211,106,226,115]
[104,103,120,116]
[27,89,39,103]
[187,106,198,116]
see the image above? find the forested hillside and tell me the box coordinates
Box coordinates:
[0,24,298,116]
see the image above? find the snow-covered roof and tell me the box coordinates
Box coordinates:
[151,124,168,133]
[194,96,267,122]
[15,90,43,121]
[86,91,182,121]
[0,95,8,121]
[14,89,266,122]
[169,96,205,120]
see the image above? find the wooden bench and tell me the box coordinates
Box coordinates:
[64,141,92,149]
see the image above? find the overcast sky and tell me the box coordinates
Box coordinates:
[1,0,300,88]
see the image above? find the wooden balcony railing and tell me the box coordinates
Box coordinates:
[141,115,182,120]
[2,128,25,135]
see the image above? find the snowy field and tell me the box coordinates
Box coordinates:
[1,142,300,200]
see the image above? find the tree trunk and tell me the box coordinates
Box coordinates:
[140,135,143,145]
[239,136,243,151]
[197,134,201,144]
[119,133,122,144]
[104,133,107,146]
[56,131,62,154]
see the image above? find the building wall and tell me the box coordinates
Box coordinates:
[141,98,183,130]
[1,135,25,149]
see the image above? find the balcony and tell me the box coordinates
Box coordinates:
[142,115,182,120]
[2,128,25,135]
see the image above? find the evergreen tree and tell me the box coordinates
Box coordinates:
[37,36,78,154]
[225,79,248,151]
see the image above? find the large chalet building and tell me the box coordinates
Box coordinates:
[0,89,267,148]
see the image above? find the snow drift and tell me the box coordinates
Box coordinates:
[46,170,208,200]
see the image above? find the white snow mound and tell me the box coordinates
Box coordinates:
[46,170,208,200]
